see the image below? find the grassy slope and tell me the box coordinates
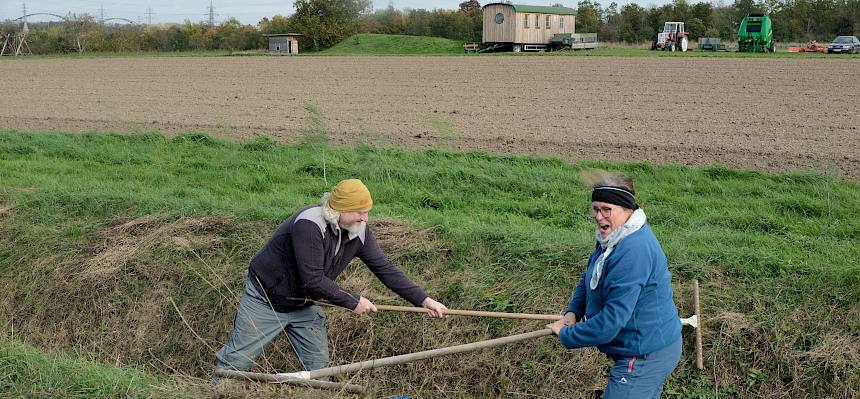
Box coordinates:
[321,33,465,55]
[0,130,858,398]
[0,338,156,398]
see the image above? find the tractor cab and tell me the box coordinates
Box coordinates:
[663,22,685,33]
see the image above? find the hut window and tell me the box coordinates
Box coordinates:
[546,15,551,28]
[560,17,565,30]
[524,14,529,28]
[535,14,540,28]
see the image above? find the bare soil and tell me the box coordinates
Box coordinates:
[1,56,858,178]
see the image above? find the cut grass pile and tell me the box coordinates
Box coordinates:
[0,130,858,398]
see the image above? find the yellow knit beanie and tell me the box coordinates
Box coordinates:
[328,179,373,212]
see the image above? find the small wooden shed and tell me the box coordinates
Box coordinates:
[265,33,301,54]
[482,3,577,50]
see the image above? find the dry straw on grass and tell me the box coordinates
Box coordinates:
[0,203,13,216]
[803,334,860,371]
[78,214,231,278]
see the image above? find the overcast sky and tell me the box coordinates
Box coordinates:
[1,0,675,25]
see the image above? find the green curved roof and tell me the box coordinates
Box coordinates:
[483,3,577,15]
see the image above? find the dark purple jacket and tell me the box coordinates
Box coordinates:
[248,205,428,313]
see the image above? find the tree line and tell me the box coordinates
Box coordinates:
[578,0,860,43]
[1,0,858,54]
[0,16,262,53]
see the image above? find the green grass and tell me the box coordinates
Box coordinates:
[320,33,465,55]
[0,338,157,398]
[0,130,858,397]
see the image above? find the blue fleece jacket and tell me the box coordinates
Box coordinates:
[559,224,681,357]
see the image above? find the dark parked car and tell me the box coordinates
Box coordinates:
[827,36,860,54]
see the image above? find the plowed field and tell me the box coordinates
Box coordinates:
[1,56,858,178]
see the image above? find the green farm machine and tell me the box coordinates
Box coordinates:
[738,13,774,52]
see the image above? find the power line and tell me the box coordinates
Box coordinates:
[145,7,153,24]
[206,0,217,26]
[22,1,29,32]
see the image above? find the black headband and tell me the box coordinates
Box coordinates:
[591,186,638,210]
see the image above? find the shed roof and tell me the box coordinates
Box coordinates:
[483,3,577,15]
[264,33,303,37]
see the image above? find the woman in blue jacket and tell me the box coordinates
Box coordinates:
[547,173,682,398]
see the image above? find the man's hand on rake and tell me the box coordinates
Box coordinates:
[422,297,447,318]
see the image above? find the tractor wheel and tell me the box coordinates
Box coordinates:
[680,37,689,52]
[669,42,676,52]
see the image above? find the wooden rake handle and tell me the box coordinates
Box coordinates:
[317,300,700,325]
[373,303,563,321]
[692,279,704,370]
[215,329,554,384]
[307,328,554,380]
[213,369,366,393]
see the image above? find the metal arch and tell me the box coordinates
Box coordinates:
[102,17,136,24]
[12,13,70,22]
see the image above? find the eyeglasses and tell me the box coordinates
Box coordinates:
[591,206,613,218]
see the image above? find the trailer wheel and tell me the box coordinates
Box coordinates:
[513,44,522,52]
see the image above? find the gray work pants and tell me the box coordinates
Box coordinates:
[212,276,329,384]
[603,338,682,399]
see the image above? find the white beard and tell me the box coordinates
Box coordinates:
[344,221,365,237]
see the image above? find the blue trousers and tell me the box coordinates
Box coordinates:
[213,276,329,384]
[603,338,682,399]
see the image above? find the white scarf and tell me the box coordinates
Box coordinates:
[590,208,647,290]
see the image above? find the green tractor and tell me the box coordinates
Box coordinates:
[738,13,775,52]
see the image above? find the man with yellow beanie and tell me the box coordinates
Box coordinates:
[213,179,447,383]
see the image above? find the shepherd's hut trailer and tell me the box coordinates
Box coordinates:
[265,33,301,54]
[483,3,591,52]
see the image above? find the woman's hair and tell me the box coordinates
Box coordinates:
[584,170,636,195]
